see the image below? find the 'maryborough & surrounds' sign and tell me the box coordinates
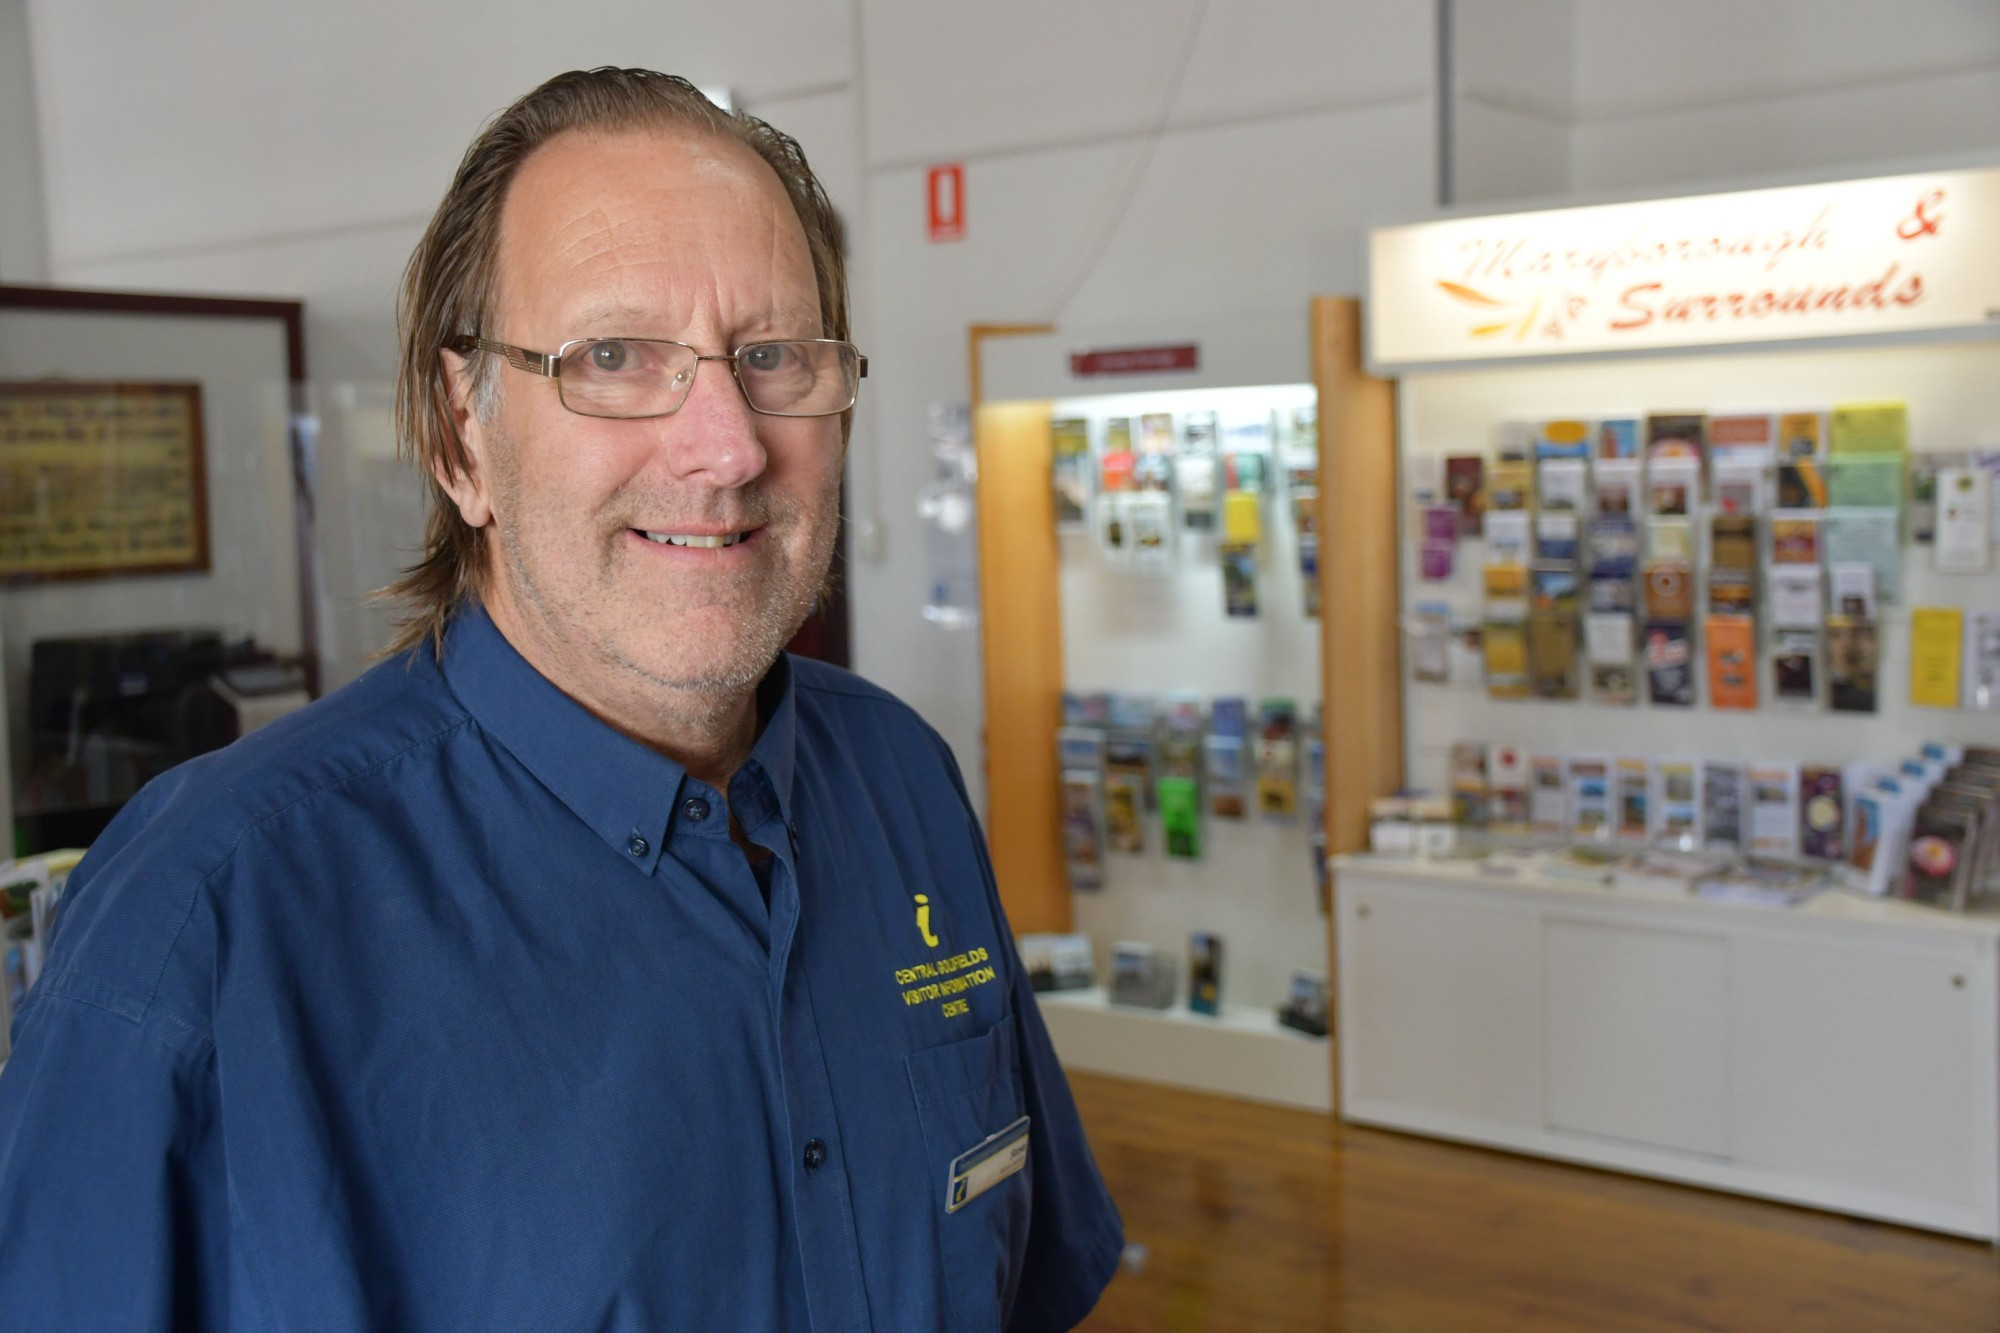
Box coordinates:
[1368,168,2000,367]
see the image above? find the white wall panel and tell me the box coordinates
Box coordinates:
[27,0,853,268]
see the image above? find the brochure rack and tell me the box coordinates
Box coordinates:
[972,302,1398,1109]
[1336,165,2000,1226]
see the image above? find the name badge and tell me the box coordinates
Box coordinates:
[946,1116,1031,1214]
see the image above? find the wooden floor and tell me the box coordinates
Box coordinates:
[1067,1071,2000,1332]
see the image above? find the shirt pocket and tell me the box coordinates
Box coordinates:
[904,1016,1032,1333]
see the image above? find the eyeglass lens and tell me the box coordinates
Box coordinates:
[557,339,858,419]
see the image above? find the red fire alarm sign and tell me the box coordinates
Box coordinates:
[927,164,965,242]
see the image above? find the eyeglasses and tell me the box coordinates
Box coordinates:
[447,335,867,419]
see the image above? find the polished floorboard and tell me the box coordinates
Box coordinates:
[1066,1071,2000,1332]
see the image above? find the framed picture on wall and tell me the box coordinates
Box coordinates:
[0,380,210,582]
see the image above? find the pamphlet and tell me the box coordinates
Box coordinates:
[1598,417,1641,458]
[1748,761,1803,858]
[1968,612,2000,712]
[1204,734,1247,818]
[1128,493,1173,573]
[1483,622,1530,699]
[1188,932,1224,1015]
[1104,774,1145,854]
[1568,753,1613,838]
[1254,700,1300,820]
[1527,612,1581,699]
[1220,544,1258,617]
[1702,761,1744,851]
[1827,454,1905,509]
[1652,756,1702,848]
[1052,418,1091,531]
[1177,453,1219,531]
[1646,413,1707,464]
[1446,455,1486,536]
[1799,766,1845,861]
[1536,419,1593,459]
[1775,460,1827,509]
[1771,628,1819,705]
[1768,565,1822,629]
[1615,756,1651,841]
[1643,561,1694,621]
[1935,467,1993,574]
[1822,507,1901,602]
[1495,419,1534,461]
[1646,518,1696,563]
[1705,615,1757,710]
[1584,612,1637,705]
[1537,458,1588,512]
[1827,562,1876,619]
[1485,510,1531,563]
[1139,412,1176,455]
[1643,620,1695,706]
[1486,459,1532,511]
[1647,457,1699,516]
[1531,753,1568,834]
[1910,607,1965,709]
[1825,615,1878,714]
[1908,451,1963,544]
[1581,460,1633,519]
[1159,776,1203,859]
[1770,511,1822,565]
[1709,413,1775,463]
[1712,457,1767,516]
[1488,744,1530,833]
[1534,513,1580,562]
[1060,771,1107,890]
[1829,401,1907,455]
[1777,410,1824,459]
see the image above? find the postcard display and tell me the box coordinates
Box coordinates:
[1049,383,1330,1032]
[1372,170,2000,876]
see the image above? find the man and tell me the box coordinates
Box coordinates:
[0,68,1123,1331]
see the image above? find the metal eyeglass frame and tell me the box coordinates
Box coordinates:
[446,334,868,419]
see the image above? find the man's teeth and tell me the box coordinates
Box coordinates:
[641,531,745,548]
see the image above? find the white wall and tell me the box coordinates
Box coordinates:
[0,0,49,281]
[1569,0,2000,193]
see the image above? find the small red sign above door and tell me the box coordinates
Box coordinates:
[1068,344,1200,377]
[927,164,965,242]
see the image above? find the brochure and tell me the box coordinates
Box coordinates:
[1827,562,1876,620]
[1177,453,1219,531]
[1748,761,1803,859]
[1776,410,1825,459]
[1709,413,1775,463]
[1585,612,1637,705]
[1643,561,1694,621]
[1652,757,1702,848]
[1647,457,1699,516]
[1910,606,1965,709]
[1646,413,1707,464]
[1060,771,1108,890]
[1254,700,1300,820]
[1204,735,1247,818]
[1159,777,1203,859]
[1712,457,1767,516]
[1527,612,1580,700]
[1827,454,1905,509]
[1537,458,1588,512]
[1483,622,1530,699]
[1908,452,1963,544]
[1968,612,2000,712]
[1825,615,1878,713]
[1768,565,1823,629]
[1581,458,1633,517]
[1702,761,1745,851]
[1616,756,1651,840]
[1051,418,1091,530]
[1187,932,1224,1015]
[1643,620,1695,706]
[1568,753,1613,838]
[1487,459,1532,511]
[1104,773,1145,854]
[1706,615,1757,710]
[1822,507,1901,602]
[1770,512,1822,565]
[1221,544,1258,617]
[1829,401,1908,454]
[1531,753,1568,834]
[1800,766,1846,861]
[1536,419,1593,459]
[1775,460,1827,509]
[1597,417,1641,459]
[1935,467,1993,574]
[1446,454,1486,536]
[1771,628,1820,705]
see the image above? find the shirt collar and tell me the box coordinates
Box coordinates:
[440,605,798,865]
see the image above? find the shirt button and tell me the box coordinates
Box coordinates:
[627,835,649,857]
[803,1139,827,1170]
[682,798,711,824]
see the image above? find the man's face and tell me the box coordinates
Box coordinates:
[443,128,842,722]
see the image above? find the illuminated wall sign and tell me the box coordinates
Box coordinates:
[1368,168,2000,367]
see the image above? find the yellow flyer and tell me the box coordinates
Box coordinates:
[1909,607,1964,708]
[1222,491,1262,545]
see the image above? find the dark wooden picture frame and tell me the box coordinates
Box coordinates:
[0,379,212,581]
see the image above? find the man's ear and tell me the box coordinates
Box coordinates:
[436,350,496,529]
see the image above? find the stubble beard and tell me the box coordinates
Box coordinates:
[486,425,840,732]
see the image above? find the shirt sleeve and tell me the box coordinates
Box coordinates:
[0,986,231,1330]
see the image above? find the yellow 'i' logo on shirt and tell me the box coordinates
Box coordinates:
[914,894,940,948]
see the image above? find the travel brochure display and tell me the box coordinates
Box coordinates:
[0,850,84,1059]
[1059,691,1322,899]
[1416,400,1999,714]
[1051,403,1320,619]
[1415,740,2000,913]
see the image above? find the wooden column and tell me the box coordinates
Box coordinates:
[1312,296,1402,1098]
[974,397,1068,935]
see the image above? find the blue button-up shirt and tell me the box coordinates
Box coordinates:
[0,608,1122,1331]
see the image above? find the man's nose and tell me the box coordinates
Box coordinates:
[657,356,769,487]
